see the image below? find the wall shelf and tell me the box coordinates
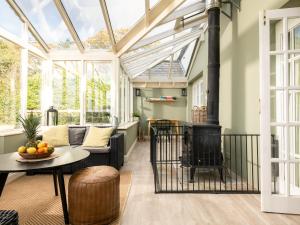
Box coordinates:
[145,97,176,103]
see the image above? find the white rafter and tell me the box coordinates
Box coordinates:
[130,14,207,51]
[125,31,202,78]
[122,27,203,64]
[54,0,84,53]
[115,0,187,57]
[99,0,116,52]
[159,1,206,25]
[6,0,50,52]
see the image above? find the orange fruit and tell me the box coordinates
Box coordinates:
[37,148,45,154]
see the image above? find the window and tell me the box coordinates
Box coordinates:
[0,37,21,128]
[86,61,112,124]
[27,54,42,118]
[192,78,205,107]
[53,61,81,125]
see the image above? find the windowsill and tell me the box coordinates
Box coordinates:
[117,121,139,130]
[0,129,24,137]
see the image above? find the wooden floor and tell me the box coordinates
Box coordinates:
[121,141,300,225]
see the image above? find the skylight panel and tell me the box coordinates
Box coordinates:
[144,20,176,39]
[105,0,145,42]
[0,1,23,37]
[15,0,76,49]
[61,0,111,50]
[180,40,196,72]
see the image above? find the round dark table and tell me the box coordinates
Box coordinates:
[0,148,89,225]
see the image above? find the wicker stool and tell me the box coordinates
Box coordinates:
[0,210,18,225]
[68,166,120,225]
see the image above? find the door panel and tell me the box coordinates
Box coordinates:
[260,7,300,214]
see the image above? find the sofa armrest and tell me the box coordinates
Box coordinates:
[110,133,124,170]
[36,135,43,141]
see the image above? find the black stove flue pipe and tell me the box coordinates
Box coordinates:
[206,0,220,125]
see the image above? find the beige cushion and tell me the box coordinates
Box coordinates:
[42,125,69,147]
[83,127,113,147]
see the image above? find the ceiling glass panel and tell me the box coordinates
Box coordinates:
[177,0,201,10]
[180,40,196,72]
[105,0,145,42]
[0,1,23,37]
[15,0,75,49]
[62,0,111,50]
[144,20,176,39]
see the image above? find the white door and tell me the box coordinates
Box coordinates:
[260,7,300,214]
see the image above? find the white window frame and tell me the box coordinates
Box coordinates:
[192,78,205,107]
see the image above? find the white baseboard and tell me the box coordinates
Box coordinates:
[7,173,25,184]
[124,138,137,162]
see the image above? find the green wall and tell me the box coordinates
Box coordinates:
[118,122,138,155]
[188,0,294,134]
[187,32,208,122]
[133,88,187,134]
[0,132,26,154]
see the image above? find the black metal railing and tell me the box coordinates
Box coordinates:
[150,126,261,193]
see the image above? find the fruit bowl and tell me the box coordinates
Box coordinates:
[17,141,55,160]
[18,151,53,159]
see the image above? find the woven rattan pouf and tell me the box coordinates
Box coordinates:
[68,166,120,225]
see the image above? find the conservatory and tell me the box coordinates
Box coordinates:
[0,0,208,129]
[1,0,300,225]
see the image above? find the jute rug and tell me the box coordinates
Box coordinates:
[0,171,132,225]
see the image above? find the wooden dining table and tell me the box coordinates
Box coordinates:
[147,119,180,136]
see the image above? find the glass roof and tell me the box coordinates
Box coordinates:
[61,0,111,50]
[0,0,206,79]
[0,1,23,37]
[105,0,145,42]
[180,40,196,72]
[144,20,176,39]
[15,0,76,49]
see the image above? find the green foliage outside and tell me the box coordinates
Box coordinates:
[0,39,21,126]
[0,28,120,127]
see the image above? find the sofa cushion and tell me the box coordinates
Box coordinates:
[83,127,114,147]
[74,146,110,154]
[42,125,69,147]
[69,127,86,145]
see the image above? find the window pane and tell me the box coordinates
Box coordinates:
[0,1,23,37]
[86,61,112,124]
[106,0,145,42]
[53,61,81,125]
[15,0,76,49]
[61,0,111,50]
[0,37,21,128]
[288,19,300,50]
[180,40,196,72]
[27,54,42,118]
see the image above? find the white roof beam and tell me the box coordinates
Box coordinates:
[54,0,84,53]
[159,2,206,25]
[6,0,50,53]
[99,0,117,52]
[128,35,200,77]
[145,0,150,26]
[122,28,203,63]
[130,14,207,51]
[115,0,187,57]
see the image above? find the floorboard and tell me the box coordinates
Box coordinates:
[121,141,300,225]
